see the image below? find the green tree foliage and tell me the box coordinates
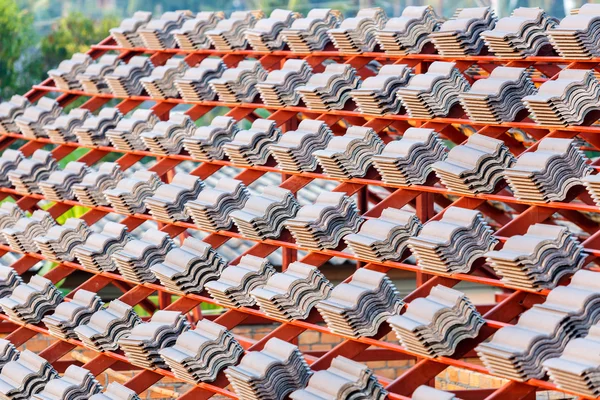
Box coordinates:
[124,0,236,15]
[1,3,119,100]
[29,12,120,82]
[0,0,35,100]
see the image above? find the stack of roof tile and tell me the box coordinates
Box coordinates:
[183,116,238,161]
[44,108,91,143]
[145,173,204,222]
[256,60,313,107]
[344,208,422,262]
[0,350,58,399]
[372,128,446,186]
[0,339,18,369]
[172,12,224,50]
[32,365,102,400]
[225,338,312,400]
[103,170,163,214]
[186,178,250,231]
[350,64,412,115]
[77,55,122,94]
[74,222,132,273]
[140,113,196,155]
[231,187,300,240]
[112,228,175,284]
[251,261,333,321]
[140,58,188,99]
[396,61,470,118]
[205,255,276,308]
[582,174,600,207]
[0,275,63,324]
[296,63,360,110]
[206,11,264,51]
[0,150,24,187]
[269,119,333,172]
[159,319,243,383]
[42,289,104,339]
[0,95,30,133]
[429,7,497,57]
[0,203,25,242]
[388,285,484,357]
[412,386,458,400]
[286,192,363,250]
[459,67,536,123]
[289,356,387,400]
[223,119,281,166]
[314,126,384,179]
[281,9,342,53]
[503,138,592,202]
[376,6,442,55]
[34,218,92,263]
[138,11,192,50]
[477,270,600,381]
[175,58,227,102]
[106,109,159,151]
[408,207,498,274]
[432,133,516,194]
[15,97,62,139]
[547,4,600,58]
[105,56,154,97]
[316,269,403,337]
[327,8,387,53]
[72,162,124,207]
[245,9,299,51]
[0,264,23,297]
[210,60,267,103]
[523,69,600,126]
[110,11,153,48]
[48,53,92,91]
[118,311,190,369]
[481,8,557,58]
[485,223,586,290]
[74,299,141,352]
[543,322,600,397]
[39,161,91,202]
[151,237,225,295]
[2,210,56,253]
[73,107,123,146]
[90,383,141,400]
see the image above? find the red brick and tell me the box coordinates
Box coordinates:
[299,331,321,345]
[320,333,343,344]
[309,344,334,351]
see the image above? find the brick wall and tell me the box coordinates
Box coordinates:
[6,326,575,399]
[437,366,506,391]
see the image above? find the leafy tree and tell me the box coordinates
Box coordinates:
[28,12,120,81]
[0,0,35,100]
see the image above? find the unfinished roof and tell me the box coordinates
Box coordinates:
[1,5,600,400]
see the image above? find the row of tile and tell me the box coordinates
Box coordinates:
[0,124,596,204]
[0,334,454,400]
[0,240,469,347]
[0,262,479,358]
[108,5,600,59]
[0,170,589,289]
[38,51,600,126]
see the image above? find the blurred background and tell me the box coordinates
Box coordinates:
[0,0,592,101]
